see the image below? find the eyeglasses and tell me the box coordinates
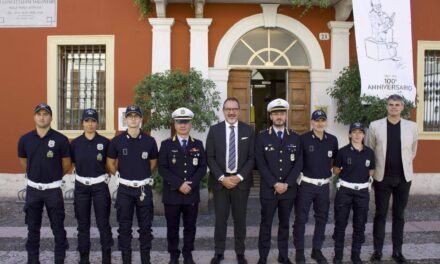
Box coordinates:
[223,108,240,112]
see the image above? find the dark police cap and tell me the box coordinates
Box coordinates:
[349,122,365,133]
[311,109,327,121]
[82,108,98,122]
[125,105,143,117]
[34,103,52,115]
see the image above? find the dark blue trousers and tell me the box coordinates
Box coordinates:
[293,182,330,250]
[332,186,369,254]
[74,181,113,252]
[164,203,199,260]
[24,187,68,261]
[115,185,154,252]
[258,198,294,262]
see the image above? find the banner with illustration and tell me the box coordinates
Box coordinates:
[352,0,416,103]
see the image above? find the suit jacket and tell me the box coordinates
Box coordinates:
[206,121,255,191]
[255,127,302,200]
[366,117,418,182]
[158,136,207,204]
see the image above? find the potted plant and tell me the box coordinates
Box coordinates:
[134,68,221,214]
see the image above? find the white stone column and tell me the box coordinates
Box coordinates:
[148,18,175,73]
[327,21,354,78]
[187,18,212,78]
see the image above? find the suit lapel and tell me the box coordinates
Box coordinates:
[380,118,387,160]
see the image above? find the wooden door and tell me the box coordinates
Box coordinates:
[227,70,251,123]
[288,70,310,134]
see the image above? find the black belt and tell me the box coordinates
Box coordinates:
[225,172,237,176]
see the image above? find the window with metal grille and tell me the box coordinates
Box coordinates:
[58,45,106,130]
[424,50,440,131]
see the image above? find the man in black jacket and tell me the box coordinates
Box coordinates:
[206,97,255,264]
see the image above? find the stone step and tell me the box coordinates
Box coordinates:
[1,244,440,264]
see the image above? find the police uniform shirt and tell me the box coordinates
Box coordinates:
[18,129,70,183]
[256,127,302,190]
[107,130,158,181]
[334,144,375,184]
[71,133,109,177]
[301,130,338,179]
[158,136,207,204]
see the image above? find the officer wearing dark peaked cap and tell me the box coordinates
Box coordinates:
[158,107,207,264]
[332,122,375,264]
[18,103,71,264]
[255,99,302,264]
[293,110,338,264]
[71,108,113,264]
[107,105,158,264]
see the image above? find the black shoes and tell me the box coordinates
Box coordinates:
[184,255,196,264]
[351,252,362,264]
[295,249,306,264]
[392,252,407,263]
[168,259,179,264]
[121,251,131,264]
[333,250,343,264]
[311,248,328,264]
[370,250,382,262]
[210,254,224,264]
[79,251,90,264]
[237,254,248,264]
[277,255,293,264]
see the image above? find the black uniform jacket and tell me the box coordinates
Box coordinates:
[256,127,303,199]
[158,136,207,204]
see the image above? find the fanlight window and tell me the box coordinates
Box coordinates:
[229,28,309,67]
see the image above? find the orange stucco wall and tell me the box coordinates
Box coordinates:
[0,0,151,172]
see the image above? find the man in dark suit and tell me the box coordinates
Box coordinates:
[256,99,302,264]
[206,97,255,264]
[158,107,207,264]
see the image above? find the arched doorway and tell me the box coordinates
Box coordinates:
[227,27,311,134]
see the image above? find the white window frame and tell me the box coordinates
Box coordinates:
[47,35,115,139]
[417,40,440,140]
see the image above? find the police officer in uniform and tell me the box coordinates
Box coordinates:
[71,109,113,264]
[158,107,207,264]
[107,105,158,264]
[18,103,71,264]
[256,99,302,264]
[332,122,375,264]
[293,110,338,264]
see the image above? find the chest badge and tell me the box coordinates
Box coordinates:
[47,150,54,158]
[172,156,176,164]
[97,153,103,161]
[48,140,55,148]
[365,159,370,167]
[142,152,149,159]
[308,145,314,152]
[347,157,352,165]
[328,150,333,158]
[193,157,198,166]
[97,143,104,150]
[290,153,295,161]
[122,148,128,156]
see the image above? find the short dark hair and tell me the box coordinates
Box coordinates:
[387,94,404,105]
[223,97,240,109]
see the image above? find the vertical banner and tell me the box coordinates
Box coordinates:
[352,0,416,103]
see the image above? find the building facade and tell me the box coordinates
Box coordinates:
[0,0,439,195]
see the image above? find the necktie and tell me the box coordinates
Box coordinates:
[277,131,283,140]
[182,139,187,153]
[228,125,236,171]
